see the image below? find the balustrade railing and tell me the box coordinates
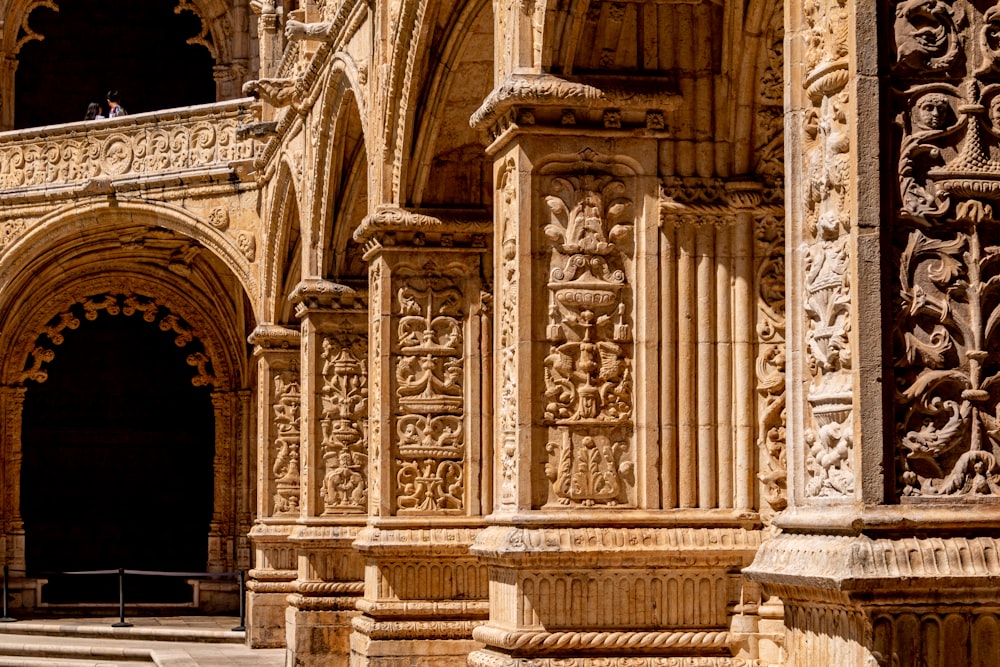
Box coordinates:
[0,99,258,193]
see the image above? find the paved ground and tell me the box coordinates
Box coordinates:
[0,616,285,666]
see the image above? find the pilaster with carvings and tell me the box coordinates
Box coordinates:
[351,207,491,667]
[284,280,368,666]
[247,324,301,648]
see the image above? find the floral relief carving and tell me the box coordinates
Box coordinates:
[540,171,635,507]
[369,262,383,516]
[891,1,1000,497]
[893,0,965,75]
[756,215,787,512]
[0,219,27,253]
[800,0,855,498]
[497,160,519,509]
[320,334,368,514]
[272,371,301,516]
[393,265,467,513]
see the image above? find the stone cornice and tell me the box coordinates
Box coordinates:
[352,523,483,557]
[470,72,682,132]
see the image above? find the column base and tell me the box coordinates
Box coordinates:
[350,618,482,667]
[247,588,294,648]
[468,650,759,667]
[286,606,357,666]
[745,532,1000,667]
[471,523,762,665]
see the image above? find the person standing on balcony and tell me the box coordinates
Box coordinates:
[84,102,104,120]
[106,91,127,118]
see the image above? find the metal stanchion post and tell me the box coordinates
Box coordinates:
[232,570,246,632]
[0,565,15,622]
[111,568,132,628]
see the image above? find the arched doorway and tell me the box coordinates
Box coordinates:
[21,304,215,603]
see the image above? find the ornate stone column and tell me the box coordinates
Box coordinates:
[247,324,301,648]
[350,208,492,667]
[468,49,766,663]
[285,279,368,666]
[747,1,1000,664]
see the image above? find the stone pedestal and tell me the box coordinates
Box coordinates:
[348,208,492,667]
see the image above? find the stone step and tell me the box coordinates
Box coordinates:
[0,659,140,667]
[0,639,154,665]
[0,621,244,644]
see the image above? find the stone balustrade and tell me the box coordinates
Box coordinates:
[0,99,258,195]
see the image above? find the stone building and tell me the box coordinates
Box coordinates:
[0,0,993,665]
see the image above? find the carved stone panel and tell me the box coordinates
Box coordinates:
[319,334,368,514]
[799,0,855,500]
[496,159,519,510]
[271,371,302,516]
[538,166,636,508]
[756,214,787,514]
[889,0,1000,498]
[393,267,467,513]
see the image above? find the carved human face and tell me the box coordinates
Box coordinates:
[990,97,1000,128]
[914,95,949,131]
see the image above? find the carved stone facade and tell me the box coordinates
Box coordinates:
[5,0,997,665]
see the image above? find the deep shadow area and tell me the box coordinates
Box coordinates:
[15,0,216,128]
[21,311,215,603]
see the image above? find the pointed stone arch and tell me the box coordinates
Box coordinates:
[312,61,370,280]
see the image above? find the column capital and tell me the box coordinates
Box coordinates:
[470,72,681,150]
[354,206,491,254]
[249,323,301,351]
[289,278,366,318]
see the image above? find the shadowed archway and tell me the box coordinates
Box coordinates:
[21,303,215,603]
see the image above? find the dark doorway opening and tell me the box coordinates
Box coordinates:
[21,311,215,604]
[15,0,216,128]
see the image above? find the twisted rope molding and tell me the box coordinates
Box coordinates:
[473,627,732,651]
